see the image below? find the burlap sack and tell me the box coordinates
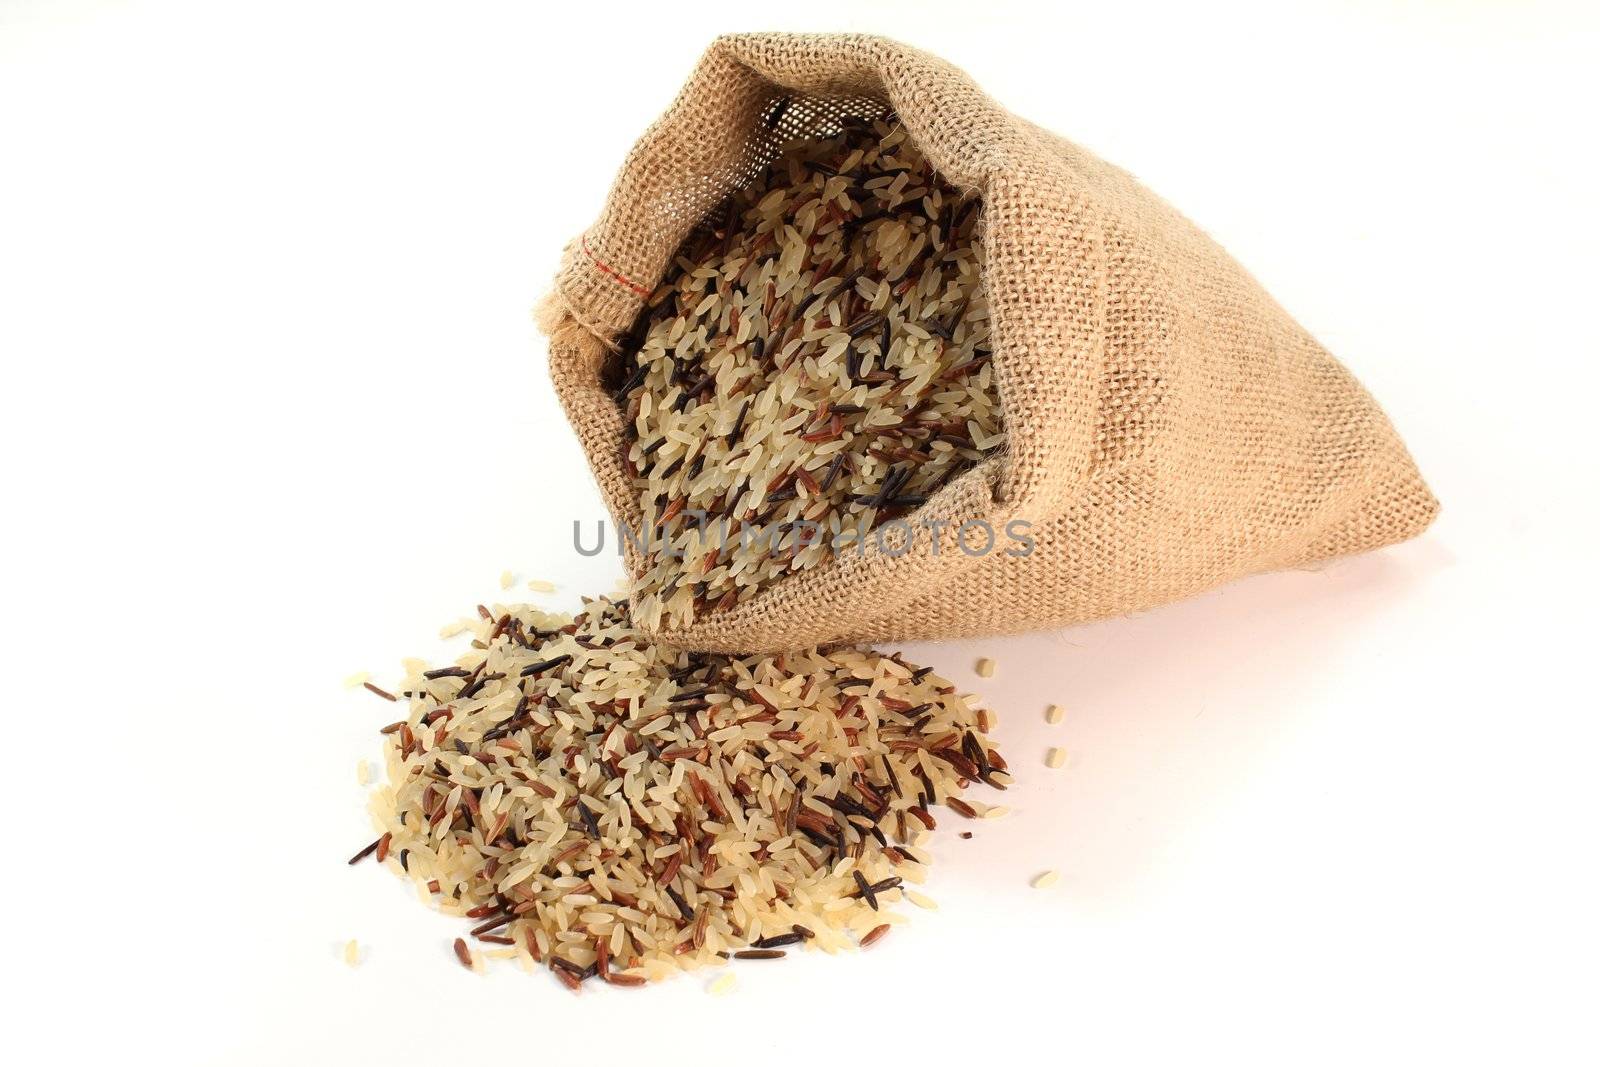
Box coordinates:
[538,32,1438,653]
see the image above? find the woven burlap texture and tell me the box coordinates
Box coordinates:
[539,32,1438,653]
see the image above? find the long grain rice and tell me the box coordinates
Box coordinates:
[361,596,1006,988]
[616,115,1000,630]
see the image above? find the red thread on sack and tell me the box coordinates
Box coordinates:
[581,235,652,297]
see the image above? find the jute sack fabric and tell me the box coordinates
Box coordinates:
[538,32,1438,653]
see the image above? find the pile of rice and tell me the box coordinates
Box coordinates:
[360,596,1006,987]
[617,113,1002,631]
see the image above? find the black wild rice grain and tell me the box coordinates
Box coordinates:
[347,838,382,865]
[752,932,805,949]
[853,869,879,911]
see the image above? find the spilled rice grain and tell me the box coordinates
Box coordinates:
[357,597,1007,988]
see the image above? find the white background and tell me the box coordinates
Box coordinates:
[4,1,1597,1063]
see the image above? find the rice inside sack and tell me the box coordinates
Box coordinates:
[617,116,1001,632]
[363,598,1006,985]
